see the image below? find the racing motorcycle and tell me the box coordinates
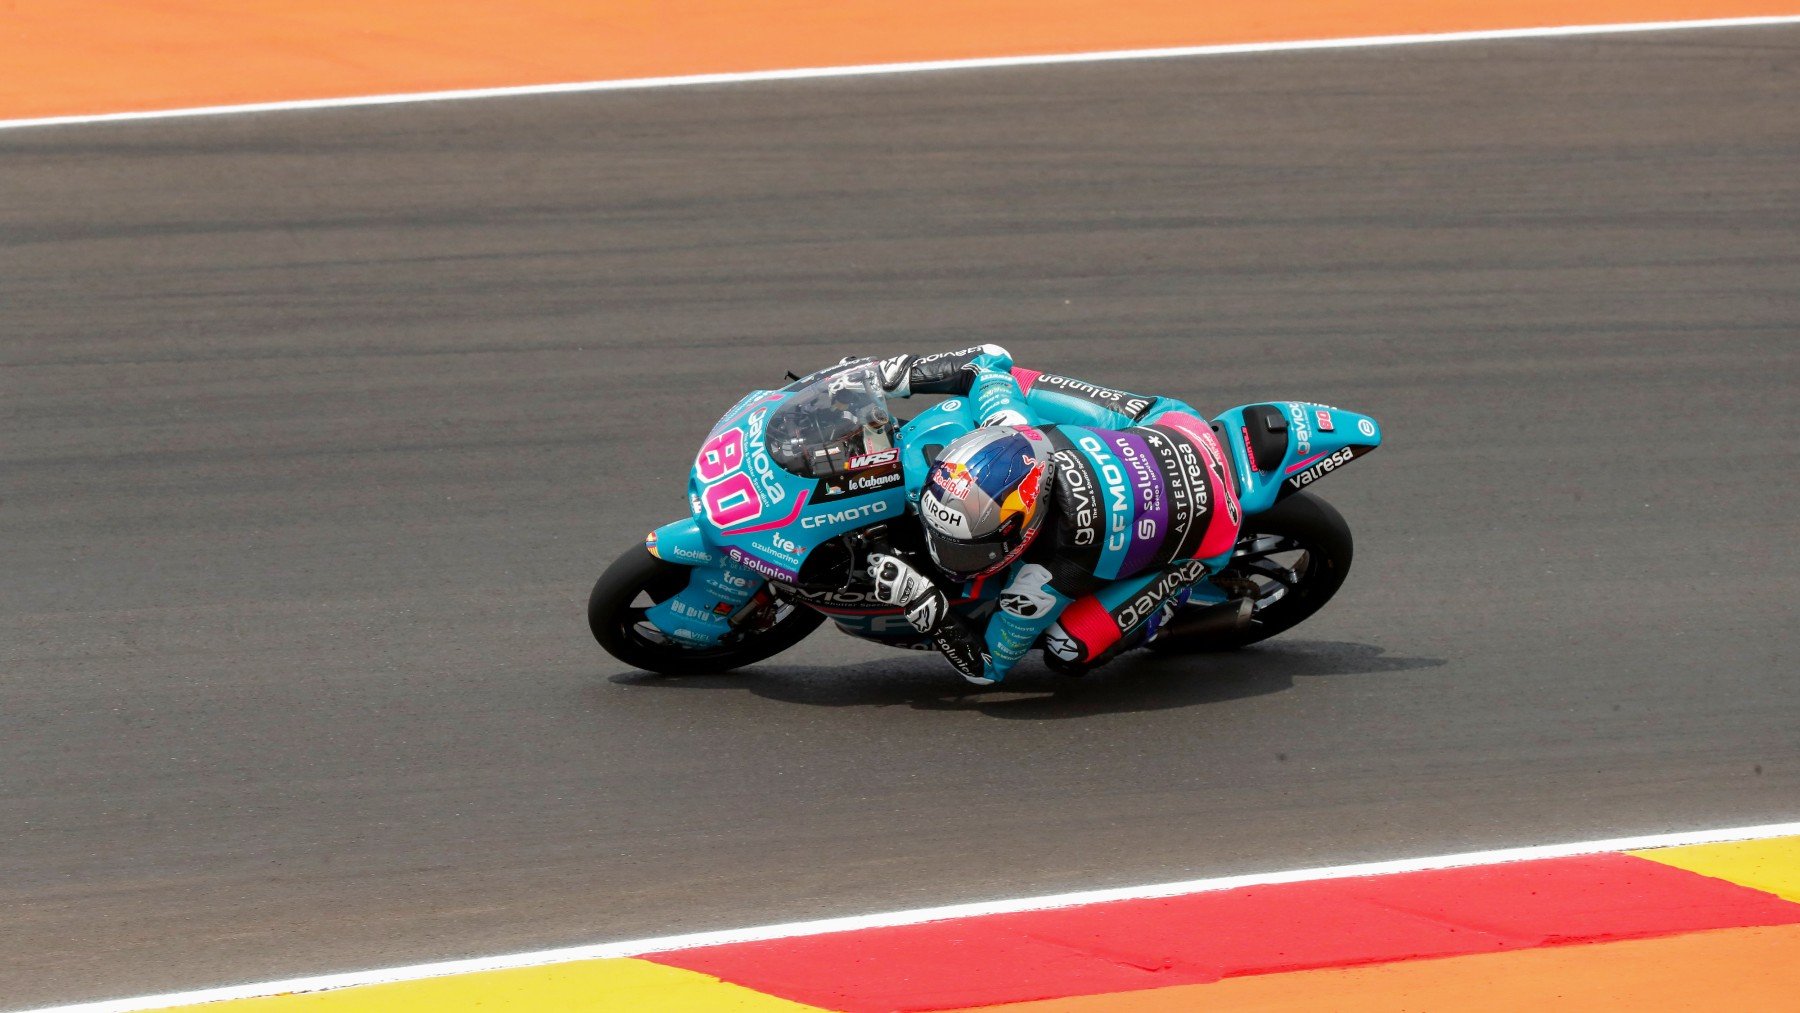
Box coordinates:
[588,359,1382,676]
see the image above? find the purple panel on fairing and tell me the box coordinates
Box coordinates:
[1108,431,1169,577]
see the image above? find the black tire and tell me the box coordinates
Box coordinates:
[1151,490,1354,653]
[587,546,824,675]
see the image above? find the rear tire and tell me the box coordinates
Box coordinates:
[588,546,824,675]
[1151,490,1354,653]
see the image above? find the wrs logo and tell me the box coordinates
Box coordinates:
[848,449,899,470]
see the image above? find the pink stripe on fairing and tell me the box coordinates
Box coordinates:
[1153,411,1211,444]
[1197,496,1241,558]
[721,490,809,535]
[1156,411,1236,478]
[1157,411,1245,559]
[1010,366,1042,392]
[1287,450,1329,474]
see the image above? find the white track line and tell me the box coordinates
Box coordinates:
[3,15,1799,133]
[23,819,1800,1012]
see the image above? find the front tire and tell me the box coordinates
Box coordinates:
[1152,490,1354,653]
[588,547,824,675]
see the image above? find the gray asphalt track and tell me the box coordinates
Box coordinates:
[4,26,1798,1008]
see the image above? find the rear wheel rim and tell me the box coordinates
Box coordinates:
[1220,533,1313,617]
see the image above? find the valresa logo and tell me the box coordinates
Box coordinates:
[800,499,892,529]
[1286,447,1357,490]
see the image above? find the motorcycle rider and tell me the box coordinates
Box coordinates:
[864,346,1243,685]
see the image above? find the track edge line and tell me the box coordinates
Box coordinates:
[3,15,1799,132]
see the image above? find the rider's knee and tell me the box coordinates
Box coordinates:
[1042,596,1125,667]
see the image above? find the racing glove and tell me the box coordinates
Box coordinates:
[868,553,995,685]
[869,553,948,633]
[873,345,1014,399]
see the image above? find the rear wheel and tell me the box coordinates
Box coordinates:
[587,547,824,675]
[1152,490,1354,653]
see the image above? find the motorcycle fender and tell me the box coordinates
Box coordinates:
[645,517,719,566]
[639,521,763,648]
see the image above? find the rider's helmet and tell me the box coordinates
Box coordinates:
[917,426,1056,580]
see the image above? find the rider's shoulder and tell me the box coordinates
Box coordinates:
[967,343,1013,369]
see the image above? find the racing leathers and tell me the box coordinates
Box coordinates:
[869,346,1243,684]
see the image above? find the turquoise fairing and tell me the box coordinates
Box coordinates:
[636,380,972,649]
[645,517,717,567]
[898,396,981,504]
[682,389,914,584]
[1211,401,1383,517]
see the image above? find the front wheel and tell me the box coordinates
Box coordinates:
[587,547,824,675]
[1152,490,1354,653]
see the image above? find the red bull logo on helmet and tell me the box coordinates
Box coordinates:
[937,461,975,500]
[997,460,1045,526]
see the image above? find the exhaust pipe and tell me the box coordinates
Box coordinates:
[1159,596,1253,641]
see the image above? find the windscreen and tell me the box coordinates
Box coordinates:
[765,363,896,477]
